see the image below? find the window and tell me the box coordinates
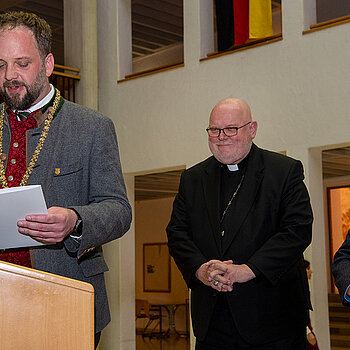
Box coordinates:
[304,0,350,32]
[316,0,350,23]
[130,0,183,75]
[212,0,282,54]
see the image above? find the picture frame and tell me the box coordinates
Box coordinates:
[327,185,350,292]
[143,242,171,293]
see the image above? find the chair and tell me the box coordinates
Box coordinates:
[135,299,162,338]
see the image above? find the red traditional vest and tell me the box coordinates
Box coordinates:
[0,109,39,267]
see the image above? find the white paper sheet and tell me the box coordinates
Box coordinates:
[0,185,48,249]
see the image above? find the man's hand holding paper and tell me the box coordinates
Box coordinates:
[17,207,78,243]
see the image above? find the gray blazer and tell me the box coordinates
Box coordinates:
[1,99,132,333]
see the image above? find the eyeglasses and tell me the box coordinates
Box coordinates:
[206,122,251,137]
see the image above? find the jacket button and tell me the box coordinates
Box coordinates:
[0,153,7,161]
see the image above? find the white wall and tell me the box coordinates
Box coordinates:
[97,0,350,349]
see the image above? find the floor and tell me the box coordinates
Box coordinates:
[136,334,190,350]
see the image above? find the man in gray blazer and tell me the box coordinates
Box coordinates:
[0,12,132,347]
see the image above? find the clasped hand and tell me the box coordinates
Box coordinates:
[196,259,256,292]
[17,206,78,243]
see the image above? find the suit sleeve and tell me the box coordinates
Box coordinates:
[332,230,350,306]
[167,172,208,288]
[67,117,132,258]
[246,160,313,285]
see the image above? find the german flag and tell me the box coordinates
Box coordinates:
[249,0,273,39]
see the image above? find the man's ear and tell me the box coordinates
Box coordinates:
[45,53,54,77]
[250,121,258,139]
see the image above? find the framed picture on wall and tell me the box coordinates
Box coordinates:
[327,185,350,292]
[143,242,171,292]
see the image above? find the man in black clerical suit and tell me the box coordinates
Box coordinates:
[167,98,313,350]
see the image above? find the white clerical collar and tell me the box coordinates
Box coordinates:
[16,84,55,114]
[227,164,239,172]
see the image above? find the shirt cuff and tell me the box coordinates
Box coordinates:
[69,210,82,240]
[344,285,350,302]
[70,234,82,242]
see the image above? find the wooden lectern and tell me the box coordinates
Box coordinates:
[0,261,94,349]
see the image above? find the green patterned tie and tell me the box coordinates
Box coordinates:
[16,111,31,121]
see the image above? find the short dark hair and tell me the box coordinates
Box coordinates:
[0,11,52,59]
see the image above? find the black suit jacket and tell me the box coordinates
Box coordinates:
[332,230,350,305]
[167,144,313,344]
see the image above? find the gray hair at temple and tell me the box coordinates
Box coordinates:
[0,11,52,60]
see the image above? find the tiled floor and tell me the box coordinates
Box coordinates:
[136,334,190,350]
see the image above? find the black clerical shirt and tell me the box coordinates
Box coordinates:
[219,153,249,252]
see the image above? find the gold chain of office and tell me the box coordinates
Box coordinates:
[0,89,61,188]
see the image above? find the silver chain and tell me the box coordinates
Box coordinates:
[220,174,245,223]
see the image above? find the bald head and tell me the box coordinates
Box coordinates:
[207,98,257,164]
[210,98,252,125]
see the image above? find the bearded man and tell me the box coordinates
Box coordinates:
[0,11,131,348]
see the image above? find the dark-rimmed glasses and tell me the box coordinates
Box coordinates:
[206,122,251,137]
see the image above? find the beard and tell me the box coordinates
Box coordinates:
[0,65,47,111]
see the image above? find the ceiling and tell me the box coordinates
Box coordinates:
[132,0,183,59]
[0,0,64,64]
[322,147,350,179]
[135,169,183,201]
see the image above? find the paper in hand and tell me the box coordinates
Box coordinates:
[0,185,48,249]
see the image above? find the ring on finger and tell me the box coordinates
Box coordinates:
[213,280,219,286]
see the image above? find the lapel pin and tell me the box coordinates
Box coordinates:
[55,168,61,175]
